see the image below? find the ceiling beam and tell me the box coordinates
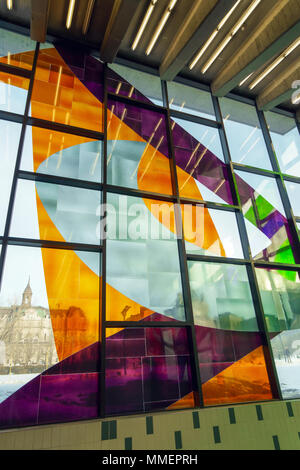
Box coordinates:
[159,0,236,81]
[256,57,300,111]
[100,0,140,63]
[211,0,300,96]
[30,0,50,43]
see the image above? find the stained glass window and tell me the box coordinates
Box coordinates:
[256,268,300,399]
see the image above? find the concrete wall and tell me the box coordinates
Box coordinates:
[1,399,300,450]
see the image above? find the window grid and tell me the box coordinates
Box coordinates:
[0,30,298,426]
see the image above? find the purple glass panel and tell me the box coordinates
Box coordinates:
[107,99,169,159]
[43,342,100,375]
[56,46,104,103]
[195,326,263,384]
[107,67,152,104]
[105,327,194,415]
[38,373,99,424]
[172,120,233,204]
[236,173,295,263]
[0,376,40,429]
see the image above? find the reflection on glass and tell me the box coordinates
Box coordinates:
[0,72,29,114]
[285,181,300,216]
[31,47,103,131]
[188,261,272,405]
[108,64,163,106]
[106,193,184,322]
[235,170,294,264]
[256,268,300,399]
[107,99,172,195]
[183,205,243,258]
[0,27,38,70]
[0,120,22,235]
[219,97,272,170]
[106,327,194,414]
[11,179,101,245]
[172,118,232,203]
[188,261,257,331]
[172,118,224,162]
[168,81,215,120]
[0,244,100,428]
[21,126,102,182]
[265,111,300,177]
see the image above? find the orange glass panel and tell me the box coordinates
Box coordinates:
[31,48,103,131]
[42,247,100,362]
[202,346,273,406]
[0,50,35,70]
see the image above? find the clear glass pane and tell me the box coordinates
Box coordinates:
[235,170,295,264]
[107,99,172,195]
[21,126,102,182]
[183,205,243,258]
[11,179,101,245]
[0,72,29,114]
[108,63,163,106]
[219,97,272,170]
[188,261,257,331]
[188,260,273,406]
[106,193,185,322]
[265,111,300,177]
[0,245,100,428]
[285,181,300,216]
[0,120,22,235]
[106,327,194,414]
[168,81,216,120]
[0,27,37,70]
[256,268,300,399]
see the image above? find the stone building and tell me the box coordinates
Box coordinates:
[0,280,58,374]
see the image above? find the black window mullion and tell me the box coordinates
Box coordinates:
[212,93,283,401]
[257,107,300,265]
[162,80,204,409]
[0,42,40,293]
[100,63,108,419]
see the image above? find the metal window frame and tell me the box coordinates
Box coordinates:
[0,22,298,428]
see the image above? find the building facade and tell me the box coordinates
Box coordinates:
[0,18,299,449]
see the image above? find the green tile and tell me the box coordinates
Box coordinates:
[110,421,117,439]
[174,431,182,450]
[228,408,236,424]
[273,435,280,450]
[192,411,200,429]
[286,402,294,417]
[146,416,154,435]
[256,405,264,421]
[101,422,109,441]
[213,426,221,444]
[125,437,132,450]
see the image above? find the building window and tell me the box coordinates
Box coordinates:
[0,27,299,429]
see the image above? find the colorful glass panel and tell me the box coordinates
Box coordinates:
[256,268,300,399]
[188,260,273,405]
[106,193,185,322]
[235,171,295,264]
[106,327,194,414]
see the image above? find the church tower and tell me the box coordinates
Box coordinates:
[22,278,32,308]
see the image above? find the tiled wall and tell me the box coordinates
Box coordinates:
[1,400,300,450]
